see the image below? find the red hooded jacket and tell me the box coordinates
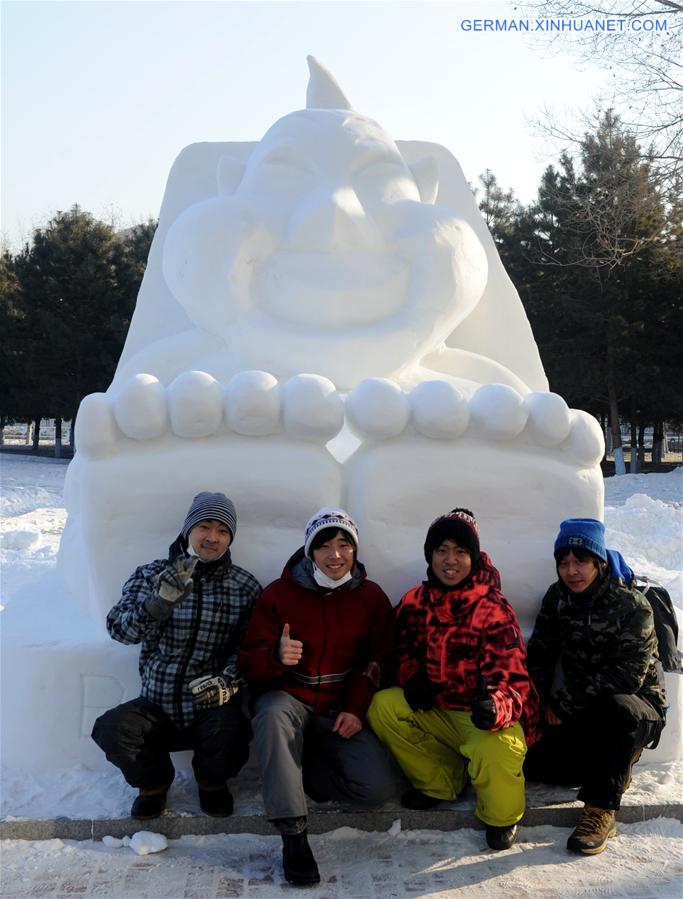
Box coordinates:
[238,549,395,720]
[397,552,540,743]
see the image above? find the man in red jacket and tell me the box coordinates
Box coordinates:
[368,508,539,851]
[238,508,405,887]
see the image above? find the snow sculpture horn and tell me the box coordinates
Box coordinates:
[306,54,353,110]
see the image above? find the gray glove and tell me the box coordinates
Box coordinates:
[189,675,243,711]
[145,556,198,619]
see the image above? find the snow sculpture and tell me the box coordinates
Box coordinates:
[6,58,678,773]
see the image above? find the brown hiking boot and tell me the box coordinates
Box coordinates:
[567,805,617,855]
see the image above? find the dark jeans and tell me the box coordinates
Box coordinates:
[523,693,664,810]
[92,696,251,790]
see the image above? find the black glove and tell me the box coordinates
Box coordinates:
[470,675,497,730]
[404,671,439,712]
[145,556,198,619]
[189,675,243,711]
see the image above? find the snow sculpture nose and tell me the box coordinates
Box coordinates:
[286,184,382,251]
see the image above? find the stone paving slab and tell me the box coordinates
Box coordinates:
[2,800,681,841]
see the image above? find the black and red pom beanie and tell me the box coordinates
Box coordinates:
[424,508,480,566]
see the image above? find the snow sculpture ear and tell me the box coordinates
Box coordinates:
[216,154,246,196]
[306,55,353,110]
[410,156,439,205]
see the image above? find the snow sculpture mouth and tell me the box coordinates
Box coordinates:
[254,251,409,327]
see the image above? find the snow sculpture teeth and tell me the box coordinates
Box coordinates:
[469,383,528,441]
[75,374,605,467]
[523,392,572,447]
[565,410,605,468]
[280,374,344,442]
[113,373,167,440]
[168,371,223,438]
[346,378,411,440]
[410,380,469,439]
[224,370,280,437]
[74,393,118,459]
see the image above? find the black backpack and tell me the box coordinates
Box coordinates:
[634,576,682,674]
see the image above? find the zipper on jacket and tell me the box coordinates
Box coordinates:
[315,592,331,714]
[175,577,204,728]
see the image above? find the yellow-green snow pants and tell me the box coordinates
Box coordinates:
[367,687,527,827]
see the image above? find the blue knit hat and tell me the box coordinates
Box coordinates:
[554,518,606,562]
[182,492,237,541]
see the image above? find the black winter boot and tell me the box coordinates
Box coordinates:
[130,786,169,820]
[401,788,442,810]
[485,823,518,850]
[281,832,321,887]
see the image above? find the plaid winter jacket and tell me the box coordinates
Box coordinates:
[107,539,261,728]
[527,574,667,722]
[238,549,394,720]
[396,552,540,743]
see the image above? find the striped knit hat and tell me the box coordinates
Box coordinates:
[304,507,359,558]
[182,492,237,541]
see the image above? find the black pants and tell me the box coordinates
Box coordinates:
[523,693,664,810]
[92,697,251,790]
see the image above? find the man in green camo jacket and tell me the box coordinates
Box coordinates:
[524,518,666,856]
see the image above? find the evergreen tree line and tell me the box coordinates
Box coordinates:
[476,111,682,473]
[1,112,681,470]
[0,207,156,455]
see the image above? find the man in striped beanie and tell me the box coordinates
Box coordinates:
[92,491,261,822]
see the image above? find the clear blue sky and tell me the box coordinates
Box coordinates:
[1,0,608,250]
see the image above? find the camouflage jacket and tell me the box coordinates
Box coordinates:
[527,574,667,721]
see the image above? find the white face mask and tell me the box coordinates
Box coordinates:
[313,564,353,590]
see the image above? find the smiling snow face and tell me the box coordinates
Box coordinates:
[162,60,487,389]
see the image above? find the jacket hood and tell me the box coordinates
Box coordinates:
[282,546,367,592]
[607,549,634,585]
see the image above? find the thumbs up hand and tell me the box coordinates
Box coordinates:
[279,623,304,666]
[470,675,498,731]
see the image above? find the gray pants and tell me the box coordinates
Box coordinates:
[252,691,406,821]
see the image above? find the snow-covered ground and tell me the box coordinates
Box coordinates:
[1,456,682,897]
[3,819,683,898]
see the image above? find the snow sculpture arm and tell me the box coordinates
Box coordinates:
[342,584,395,721]
[106,561,168,645]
